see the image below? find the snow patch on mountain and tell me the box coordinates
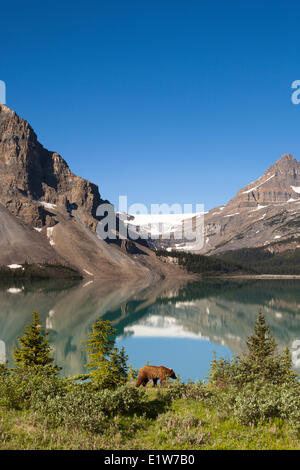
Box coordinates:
[7,287,24,294]
[224,212,240,217]
[46,227,55,246]
[242,174,275,194]
[39,201,57,210]
[7,264,23,269]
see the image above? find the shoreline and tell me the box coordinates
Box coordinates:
[217,274,300,280]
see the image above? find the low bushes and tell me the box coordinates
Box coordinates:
[0,366,63,410]
[233,382,300,428]
[0,367,150,434]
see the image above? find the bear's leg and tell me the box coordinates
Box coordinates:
[142,378,148,387]
[153,378,158,387]
[135,375,144,387]
[160,375,166,387]
[135,378,141,387]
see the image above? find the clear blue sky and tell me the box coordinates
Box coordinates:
[1,1,300,211]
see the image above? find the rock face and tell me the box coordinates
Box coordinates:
[200,153,300,255]
[149,153,300,256]
[0,104,103,231]
[0,105,183,280]
[227,154,300,208]
[0,203,60,265]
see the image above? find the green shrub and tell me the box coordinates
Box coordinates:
[99,384,148,415]
[233,382,300,428]
[276,383,300,429]
[35,385,108,433]
[0,366,61,410]
[165,382,211,401]
[31,383,148,433]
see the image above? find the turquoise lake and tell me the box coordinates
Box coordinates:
[1,278,300,383]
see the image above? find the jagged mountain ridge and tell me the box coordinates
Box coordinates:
[200,153,300,255]
[0,104,103,231]
[2,103,299,270]
[0,104,182,280]
[145,153,300,256]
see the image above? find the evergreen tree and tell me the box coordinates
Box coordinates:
[111,346,128,382]
[208,351,239,387]
[279,347,297,383]
[84,318,115,368]
[105,346,129,388]
[208,311,297,387]
[84,318,129,388]
[0,362,9,378]
[245,310,277,361]
[127,364,138,382]
[239,311,296,385]
[13,311,57,371]
[207,351,218,383]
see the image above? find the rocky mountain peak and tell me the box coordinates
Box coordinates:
[224,153,300,210]
[0,104,104,230]
[197,153,300,256]
[277,153,296,163]
[0,105,186,280]
[267,153,299,174]
[0,104,15,114]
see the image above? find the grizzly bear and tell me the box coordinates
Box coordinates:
[135,365,177,387]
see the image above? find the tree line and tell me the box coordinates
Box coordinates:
[156,246,300,275]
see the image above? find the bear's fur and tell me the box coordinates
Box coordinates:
[135,365,177,387]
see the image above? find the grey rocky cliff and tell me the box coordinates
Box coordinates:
[0,105,182,280]
[152,153,300,256]
[200,154,300,255]
[0,104,103,231]
[227,154,300,208]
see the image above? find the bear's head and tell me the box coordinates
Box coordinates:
[168,368,177,380]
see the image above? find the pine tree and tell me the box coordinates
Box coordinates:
[106,346,129,388]
[128,364,138,382]
[84,318,115,368]
[112,346,128,382]
[83,318,131,388]
[245,310,277,362]
[280,347,297,383]
[239,311,296,385]
[281,347,293,370]
[13,311,57,370]
[207,351,218,383]
[83,318,115,386]
[208,312,297,387]
[0,362,9,378]
[207,351,238,387]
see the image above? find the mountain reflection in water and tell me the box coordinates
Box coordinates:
[0,278,300,382]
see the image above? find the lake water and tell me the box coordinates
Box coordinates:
[1,277,300,383]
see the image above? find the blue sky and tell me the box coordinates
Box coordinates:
[1,1,300,210]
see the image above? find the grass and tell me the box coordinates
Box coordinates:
[0,408,104,450]
[0,386,299,450]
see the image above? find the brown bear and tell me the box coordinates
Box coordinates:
[135,365,177,387]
